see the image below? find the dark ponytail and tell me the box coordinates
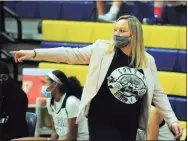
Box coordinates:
[49,70,83,105]
[67,76,83,99]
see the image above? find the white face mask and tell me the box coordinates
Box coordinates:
[41,85,52,97]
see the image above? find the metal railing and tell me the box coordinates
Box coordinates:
[0,49,40,82]
[0,49,18,82]
[0,3,22,43]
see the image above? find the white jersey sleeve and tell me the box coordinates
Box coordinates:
[66,96,80,118]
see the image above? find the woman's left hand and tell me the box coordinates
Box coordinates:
[171,122,183,139]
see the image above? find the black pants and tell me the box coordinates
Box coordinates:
[89,123,122,141]
[89,120,138,141]
[88,118,138,141]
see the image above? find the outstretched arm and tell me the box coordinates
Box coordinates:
[10,41,99,65]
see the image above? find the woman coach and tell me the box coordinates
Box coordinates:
[10,15,182,140]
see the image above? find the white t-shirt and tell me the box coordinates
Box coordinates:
[158,123,175,140]
[136,123,175,140]
[46,95,89,140]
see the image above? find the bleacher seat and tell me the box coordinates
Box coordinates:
[4,1,16,12]
[179,50,187,73]
[146,48,187,73]
[15,1,37,18]
[4,1,187,25]
[133,1,187,25]
[42,20,186,50]
[168,97,176,110]
[41,41,88,49]
[174,97,187,121]
[26,112,37,137]
[36,1,62,19]
[61,1,96,21]
[163,5,187,26]
[114,2,135,18]
[4,1,16,17]
[132,1,154,22]
[168,97,187,121]
[158,71,186,97]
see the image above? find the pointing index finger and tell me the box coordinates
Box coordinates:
[9,51,17,54]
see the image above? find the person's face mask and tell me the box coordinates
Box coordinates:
[41,85,52,97]
[113,35,131,48]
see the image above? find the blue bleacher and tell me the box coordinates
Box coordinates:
[4,1,16,12]
[169,97,187,121]
[36,1,62,19]
[41,41,88,48]
[5,1,95,21]
[41,41,187,73]
[179,50,187,73]
[132,1,154,22]
[4,1,16,17]
[163,5,187,25]
[146,48,187,73]
[4,1,187,25]
[15,1,37,18]
[61,1,96,21]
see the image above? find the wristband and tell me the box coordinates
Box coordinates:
[33,49,36,58]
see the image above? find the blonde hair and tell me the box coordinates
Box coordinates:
[108,15,148,69]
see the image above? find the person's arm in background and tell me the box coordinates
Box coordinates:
[10,40,99,64]
[150,56,183,139]
[12,137,49,140]
[97,0,123,22]
[49,115,59,140]
[153,1,164,19]
[96,1,107,16]
[46,99,59,140]
[59,118,78,141]
[148,106,164,140]
[58,96,80,141]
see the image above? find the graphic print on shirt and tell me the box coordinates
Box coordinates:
[53,109,68,138]
[107,66,147,104]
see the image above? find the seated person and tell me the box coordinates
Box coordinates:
[45,70,89,140]
[137,104,181,140]
[0,61,29,140]
[96,0,123,22]
[13,70,89,140]
[143,1,187,25]
[148,105,176,140]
